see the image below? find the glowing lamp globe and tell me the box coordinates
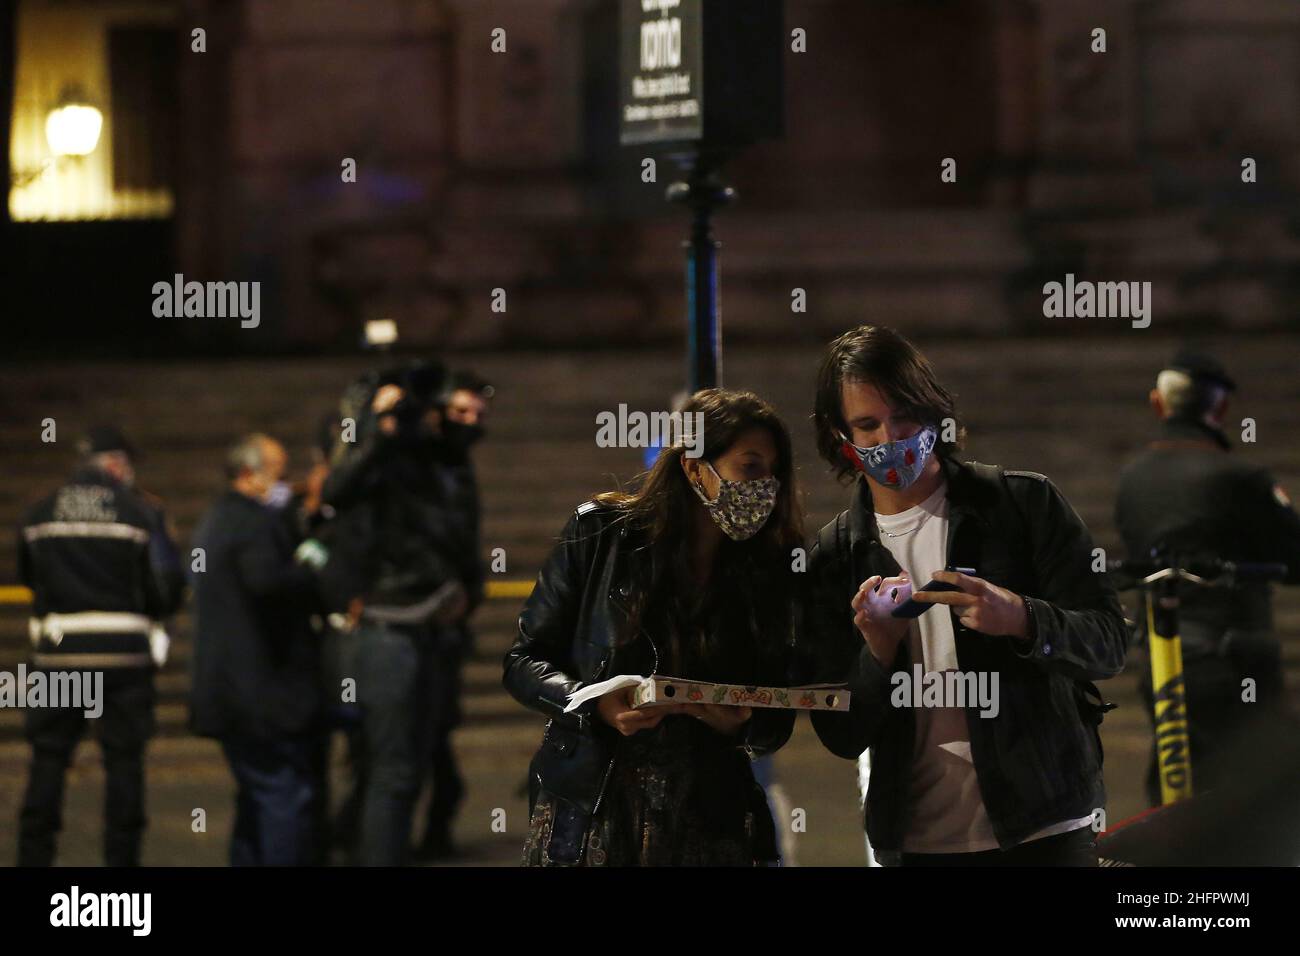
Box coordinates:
[45,103,103,157]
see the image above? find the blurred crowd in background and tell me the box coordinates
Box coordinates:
[18,359,494,867]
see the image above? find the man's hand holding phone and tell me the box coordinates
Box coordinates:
[890,566,977,619]
[910,569,1030,640]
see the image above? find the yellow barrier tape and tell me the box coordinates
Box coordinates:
[0,583,535,605]
[485,580,536,600]
[0,586,33,604]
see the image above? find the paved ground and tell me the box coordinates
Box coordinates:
[0,671,1158,868]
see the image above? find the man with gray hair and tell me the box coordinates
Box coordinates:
[190,433,324,865]
[1116,347,1300,804]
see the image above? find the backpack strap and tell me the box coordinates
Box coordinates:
[816,508,852,586]
[967,461,1032,564]
[817,508,849,561]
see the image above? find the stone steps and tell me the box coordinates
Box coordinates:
[3,341,1299,746]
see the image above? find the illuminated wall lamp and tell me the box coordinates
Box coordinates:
[45,100,104,157]
[10,86,105,187]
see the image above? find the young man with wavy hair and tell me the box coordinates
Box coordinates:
[805,325,1128,866]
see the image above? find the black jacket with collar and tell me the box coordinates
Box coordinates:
[189,491,322,741]
[805,457,1129,863]
[320,425,466,610]
[1115,416,1300,635]
[502,499,797,863]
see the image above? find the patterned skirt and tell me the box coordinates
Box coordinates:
[523,715,777,867]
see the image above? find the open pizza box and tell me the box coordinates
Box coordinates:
[564,674,850,714]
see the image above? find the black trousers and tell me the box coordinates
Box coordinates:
[353,620,438,866]
[419,722,465,843]
[901,825,1098,867]
[420,635,466,844]
[18,668,155,867]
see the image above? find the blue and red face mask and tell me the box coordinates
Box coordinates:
[839,425,937,490]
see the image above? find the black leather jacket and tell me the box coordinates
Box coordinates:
[806,458,1129,864]
[321,429,465,609]
[503,500,796,863]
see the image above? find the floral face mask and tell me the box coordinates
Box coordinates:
[839,425,937,490]
[691,462,779,541]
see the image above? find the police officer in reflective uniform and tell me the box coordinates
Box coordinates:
[16,426,185,866]
[1115,350,1300,805]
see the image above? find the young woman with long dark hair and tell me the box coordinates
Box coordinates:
[504,388,805,866]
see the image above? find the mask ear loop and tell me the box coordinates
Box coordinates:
[694,460,722,502]
[838,432,866,474]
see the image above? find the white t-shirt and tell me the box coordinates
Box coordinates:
[871,480,1091,853]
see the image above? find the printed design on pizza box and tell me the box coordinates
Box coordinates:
[582,674,850,712]
[727,686,773,706]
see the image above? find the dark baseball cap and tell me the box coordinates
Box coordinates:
[78,424,138,460]
[1165,347,1237,392]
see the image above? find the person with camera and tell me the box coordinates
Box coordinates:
[320,361,471,866]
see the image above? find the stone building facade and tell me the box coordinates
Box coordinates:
[15,0,1300,350]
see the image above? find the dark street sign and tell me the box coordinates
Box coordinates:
[619,0,783,148]
[620,0,704,145]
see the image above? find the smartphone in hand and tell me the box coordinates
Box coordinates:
[890,567,977,619]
